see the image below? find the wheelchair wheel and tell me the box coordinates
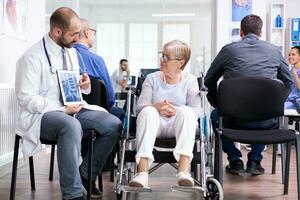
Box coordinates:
[116,191,124,200]
[205,178,223,200]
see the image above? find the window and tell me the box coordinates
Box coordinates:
[97,23,125,75]
[163,24,191,72]
[129,23,158,76]
[163,24,190,44]
[96,23,191,75]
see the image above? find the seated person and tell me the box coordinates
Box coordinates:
[285,46,300,112]
[129,40,201,187]
[205,14,292,176]
[15,8,122,199]
[74,18,124,121]
[111,59,130,93]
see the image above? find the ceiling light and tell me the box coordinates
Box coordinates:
[152,13,195,17]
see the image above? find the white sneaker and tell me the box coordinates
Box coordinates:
[176,172,194,187]
[129,172,149,187]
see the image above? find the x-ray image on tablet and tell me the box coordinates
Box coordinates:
[57,70,83,105]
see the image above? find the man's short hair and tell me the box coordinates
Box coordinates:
[120,59,128,64]
[241,14,263,36]
[50,7,79,32]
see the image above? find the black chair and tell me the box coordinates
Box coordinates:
[10,77,110,200]
[83,76,121,186]
[214,77,300,199]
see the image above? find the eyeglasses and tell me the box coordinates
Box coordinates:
[88,28,97,35]
[158,51,182,62]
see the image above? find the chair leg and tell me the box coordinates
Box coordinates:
[272,144,277,174]
[191,144,198,181]
[295,135,300,200]
[98,173,103,192]
[284,142,291,195]
[49,144,55,181]
[29,157,35,191]
[87,129,94,200]
[281,143,286,184]
[110,145,117,182]
[214,133,223,186]
[10,135,20,200]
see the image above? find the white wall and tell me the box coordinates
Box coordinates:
[0,0,45,166]
[0,0,46,86]
[285,0,300,19]
[212,0,300,59]
[212,0,267,58]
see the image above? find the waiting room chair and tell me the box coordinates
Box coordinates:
[214,77,300,199]
[83,76,119,184]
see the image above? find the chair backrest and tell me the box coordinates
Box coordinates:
[140,68,160,78]
[197,72,205,90]
[217,77,285,122]
[82,76,109,109]
[136,69,159,96]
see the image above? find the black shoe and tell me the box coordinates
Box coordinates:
[80,169,102,199]
[225,159,245,175]
[245,160,265,175]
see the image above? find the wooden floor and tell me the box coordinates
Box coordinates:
[0,146,298,200]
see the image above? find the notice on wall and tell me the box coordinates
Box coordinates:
[232,0,252,22]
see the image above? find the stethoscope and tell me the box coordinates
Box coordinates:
[42,37,56,74]
[42,37,87,74]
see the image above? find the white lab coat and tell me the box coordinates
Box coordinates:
[15,34,92,157]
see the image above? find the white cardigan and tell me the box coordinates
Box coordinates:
[15,34,90,157]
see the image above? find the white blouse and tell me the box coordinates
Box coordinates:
[137,71,202,119]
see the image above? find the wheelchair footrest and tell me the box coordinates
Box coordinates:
[170,185,204,193]
[121,186,152,193]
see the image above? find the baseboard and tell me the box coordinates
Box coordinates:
[0,147,51,178]
[0,150,23,167]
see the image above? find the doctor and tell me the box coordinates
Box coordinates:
[15,7,121,200]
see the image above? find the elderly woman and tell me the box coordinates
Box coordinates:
[129,40,201,188]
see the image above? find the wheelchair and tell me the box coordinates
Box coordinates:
[114,72,223,200]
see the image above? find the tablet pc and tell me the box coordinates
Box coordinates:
[57,70,83,105]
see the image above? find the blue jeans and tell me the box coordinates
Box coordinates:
[110,106,125,122]
[41,109,122,199]
[211,109,276,162]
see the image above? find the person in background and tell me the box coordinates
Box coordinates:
[205,14,293,176]
[74,18,125,121]
[285,46,300,111]
[128,40,201,188]
[15,8,122,199]
[111,59,130,93]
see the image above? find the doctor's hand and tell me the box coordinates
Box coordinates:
[64,104,83,115]
[79,73,90,90]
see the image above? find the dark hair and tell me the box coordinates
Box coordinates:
[292,46,300,54]
[119,59,128,64]
[50,7,79,32]
[241,14,263,36]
